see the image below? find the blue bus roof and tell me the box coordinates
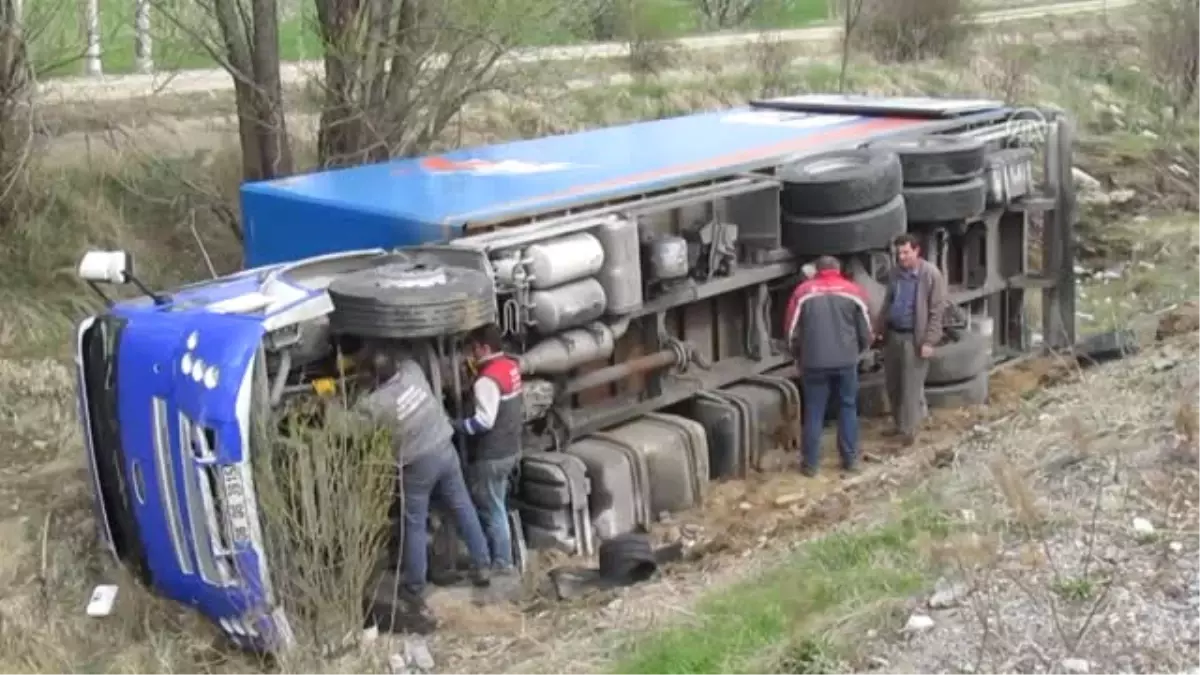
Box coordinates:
[238,103,1000,266]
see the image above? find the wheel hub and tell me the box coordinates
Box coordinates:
[373,263,448,289]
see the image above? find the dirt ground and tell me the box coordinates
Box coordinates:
[420,323,1199,674]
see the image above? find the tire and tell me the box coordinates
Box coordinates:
[872,135,987,186]
[926,333,990,385]
[857,369,888,419]
[925,371,989,410]
[781,194,907,257]
[1075,329,1139,365]
[329,262,495,339]
[779,149,902,217]
[597,533,658,584]
[903,177,988,224]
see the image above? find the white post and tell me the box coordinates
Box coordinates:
[134,0,152,73]
[84,0,102,76]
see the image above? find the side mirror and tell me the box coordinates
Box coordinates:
[78,250,133,285]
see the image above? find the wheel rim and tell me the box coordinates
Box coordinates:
[374,263,448,289]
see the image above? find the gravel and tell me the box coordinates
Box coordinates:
[859,337,1200,675]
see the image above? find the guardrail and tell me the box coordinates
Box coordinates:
[37,0,1130,105]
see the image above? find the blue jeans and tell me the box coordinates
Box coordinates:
[466,455,519,570]
[400,445,492,594]
[800,366,859,470]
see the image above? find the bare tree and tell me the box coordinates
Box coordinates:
[0,0,32,226]
[84,0,101,75]
[313,0,555,167]
[837,0,865,92]
[693,0,756,30]
[134,0,153,73]
[161,0,295,182]
[1142,0,1199,116]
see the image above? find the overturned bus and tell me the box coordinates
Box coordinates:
[73,94,1078,651]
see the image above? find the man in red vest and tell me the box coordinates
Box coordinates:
[783,256,873,477]
[452,323,525,577]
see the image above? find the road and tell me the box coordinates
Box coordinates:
[36,0,1133,106]
[34,16,1119,169]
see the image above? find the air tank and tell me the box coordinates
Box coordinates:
[525,232,605,290]
[646,236,690,282]
[530,277,608,333]
[846,257,885,320]
[592,217,644,315]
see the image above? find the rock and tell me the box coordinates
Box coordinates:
[738,501,753,511]
[866,656,890,669]
[773,493,805,508]
[903,613,935,633]
[1170,541,1183,553]
[1072,167,1103,191]
[389,653,411,675]
[404,637,435,672]
[1109,188,1136,204]
[1152,356,1180,372]
[362,625,379,644]
[1061,657,1090,673]
[1133,517,1156,535]
[929,577,970,609]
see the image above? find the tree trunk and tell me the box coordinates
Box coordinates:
[209,0,295,182]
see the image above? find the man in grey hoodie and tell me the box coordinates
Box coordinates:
[356,341,493,599]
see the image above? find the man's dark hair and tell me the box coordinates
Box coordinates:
[466,323,504,352]
[814,255,840,271]
[894,233,920,250]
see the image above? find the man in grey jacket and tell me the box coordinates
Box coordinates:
[783,255,873,476]
[356,341,493,600]
[878,233,949,446]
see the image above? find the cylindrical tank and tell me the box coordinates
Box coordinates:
[517,319,630,375]
[490,253,523,287]
[524,233,605,290]
[846,257,885,320]
[646,236,690,282]
[529,277,607,333]
[592,217,644,315]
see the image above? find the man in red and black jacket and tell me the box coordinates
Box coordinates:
[783,255,873,477]
[451,323,524,577]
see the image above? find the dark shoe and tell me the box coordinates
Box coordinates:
[881,428,902,438]
[800,464,819,477]
[840,464,862,477]
[469,567,492,588]
[900,433,917,447]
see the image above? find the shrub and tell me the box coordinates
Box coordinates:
[854,0,973,63]
[250,371,397,665]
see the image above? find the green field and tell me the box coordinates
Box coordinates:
[23,0,830,77]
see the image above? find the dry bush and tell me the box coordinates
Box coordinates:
[693,0,757,30]
[250,374,397,664]
[976,29,1042,104]
[854,0,974,63]
[749,34,798,98]
[1140,0,1199,116]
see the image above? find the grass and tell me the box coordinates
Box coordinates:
[24,0,830,77]
[23,0,321,76]
[612,501,951,674]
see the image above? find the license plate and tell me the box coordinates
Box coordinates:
[221,465,252,545]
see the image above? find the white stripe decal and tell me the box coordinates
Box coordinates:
[787,288,873,340]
